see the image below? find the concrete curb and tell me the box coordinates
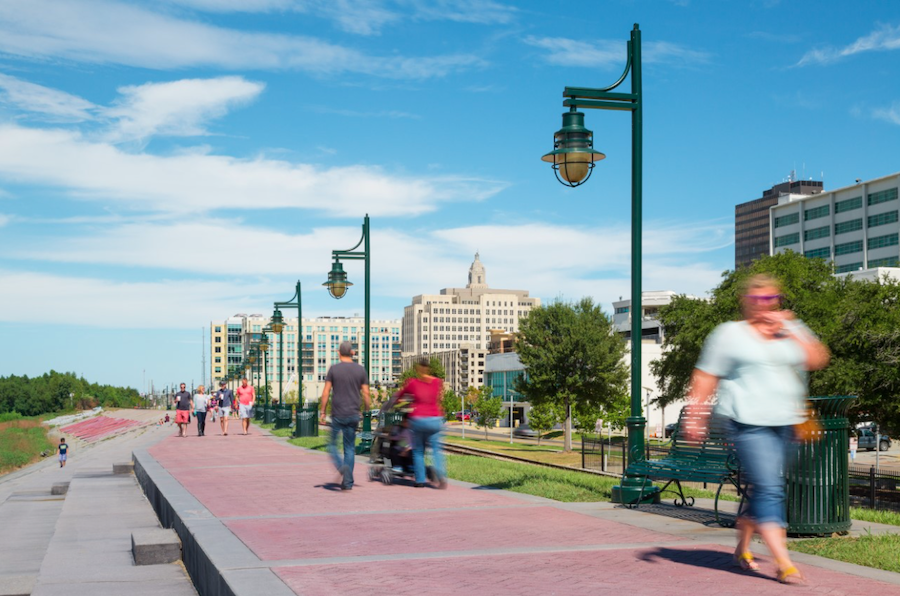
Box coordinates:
[133,448,295,596]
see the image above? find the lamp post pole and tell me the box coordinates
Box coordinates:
[542,24,656,505]
[323,215,371,382]
[274,281,305,436]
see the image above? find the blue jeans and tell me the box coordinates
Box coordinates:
[411,417,446,484]
[329,416,359,488]
[730,421,797,528]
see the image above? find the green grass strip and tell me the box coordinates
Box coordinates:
[790,532,900,573]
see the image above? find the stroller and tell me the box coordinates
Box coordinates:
[368,404,436,485]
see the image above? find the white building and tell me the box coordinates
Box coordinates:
[402,344,488,395]
[211,315,401,401]
[770,172,900,272]
[402,253,541,355]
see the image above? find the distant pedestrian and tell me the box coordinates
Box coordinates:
[686,273,830,584]
[194,385,209,437]
[164,413,170,424]
[850,435,858,462]
[57,437,68,468]
[173,383,193,438]
[215,380,234,436]
[236,378,255,435]
[389,358,446,488]
[320,341,371,490]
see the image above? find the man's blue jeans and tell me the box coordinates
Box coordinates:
[410,416,446,484]
[329,416,359,488]
[730,421,797,528]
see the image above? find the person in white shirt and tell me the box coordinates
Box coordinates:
[194,386,210,437]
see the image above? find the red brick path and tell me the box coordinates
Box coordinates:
[148,429,899,596]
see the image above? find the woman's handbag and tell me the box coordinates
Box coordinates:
[795,401,822,441]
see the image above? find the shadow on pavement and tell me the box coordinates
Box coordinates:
[638,547,772,581]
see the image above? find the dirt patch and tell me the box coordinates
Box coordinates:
[0,419,40,432]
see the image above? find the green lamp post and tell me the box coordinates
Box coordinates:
[542,24,657,505]
[271,308,285,403]
[323,215,371,382]
[274,281,306,436]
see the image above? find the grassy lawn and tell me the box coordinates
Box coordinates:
[444,435,583,467]
[848,507,900,527]
[0,418,54,474]
[790,532,900,573]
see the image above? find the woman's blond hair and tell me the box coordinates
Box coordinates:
[742,273,781,294]
[197,385,205,394]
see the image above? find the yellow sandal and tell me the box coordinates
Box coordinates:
[733,551,759,571]
[777,565,805,585]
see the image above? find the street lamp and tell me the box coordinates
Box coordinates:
[271,308,285,403]
[274,281,305,436]
[542,24,657,505]
[323,215,371,382]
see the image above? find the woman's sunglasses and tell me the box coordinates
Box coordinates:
[742,294,783,303]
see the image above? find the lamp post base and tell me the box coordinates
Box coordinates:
[611,477,661,504]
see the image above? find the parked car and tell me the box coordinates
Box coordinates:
[455,411,472,421]
[664,423,678,438]
[513,423,539,439]
[856,428,891,451]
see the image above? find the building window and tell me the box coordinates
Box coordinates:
[835,196,862,214]
[774,212,799,228]
[215,347,222,353]
[804,226,830,242]
[215,367,222,373]
[834,240,864,256]
[774,232,800,248]
[804,205,830,221]
[835,262,864,274]
[868,188,899,207]
[868,256,900,268]
[868,233,899,250]
[215,357,221,363]
[804,247,831,259]
[214,326,222,333]
[215,337,222,343]
[834,219,863,235]
[867,211,899,228]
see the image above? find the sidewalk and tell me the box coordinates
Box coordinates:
[137,423,900,596]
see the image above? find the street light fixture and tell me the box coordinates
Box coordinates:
[274,281,306,437]
[323,215,371,382]
[542,24,657,505]
[271,308,285,403]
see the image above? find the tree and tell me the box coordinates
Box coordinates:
[515,298,629,451]
[473,387,502,439]
[397,357,446,386]
[525,401,557,445]
[440,389,460,421]
[650,251,900,435]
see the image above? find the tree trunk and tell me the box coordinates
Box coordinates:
[564,401,572,452]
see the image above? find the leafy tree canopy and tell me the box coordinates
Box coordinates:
[397,357,446,387]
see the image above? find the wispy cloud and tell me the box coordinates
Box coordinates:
[0,0,485,78]
[105,77,265,142]
[872,102,900,126]
[0,73,97,121]
[0,213,10,227]
[523,36,711,69]
[164,0,517,35]
[308,105,421,120]
[797,23,900,66]
[0,123,507,217]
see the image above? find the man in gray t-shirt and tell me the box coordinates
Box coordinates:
[320,341,370,490]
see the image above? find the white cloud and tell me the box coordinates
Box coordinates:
[0,73,97,121]
[0,0,485,77]
[0,213,10,226]
[0,269,275,328]
[872,101,900,126]
[524,36,711,69]
[105,77,265,142]
[797,23,900,66]
[0,123,506,216]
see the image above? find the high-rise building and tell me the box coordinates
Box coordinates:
[401,253,540,355]
[770,172,900,273]
[735,177,823,268]
[210,315,402,400]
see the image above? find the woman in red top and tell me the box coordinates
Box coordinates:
[394,358,446,488]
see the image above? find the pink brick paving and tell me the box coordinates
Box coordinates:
[148,429,900,595]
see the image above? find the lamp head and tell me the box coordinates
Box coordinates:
[271,308,285,333]
[541,109,605,187]
[323,261,353,299]
[259,334,269,352]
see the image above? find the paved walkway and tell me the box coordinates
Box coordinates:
[136,423,900,596]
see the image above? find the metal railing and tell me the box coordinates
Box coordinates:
[849,464,900,511]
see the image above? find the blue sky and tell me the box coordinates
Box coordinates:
[1,0,899,391]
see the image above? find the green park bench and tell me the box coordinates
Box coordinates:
[624,404,743,526]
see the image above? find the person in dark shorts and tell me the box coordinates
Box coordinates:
[173,383,193,438]
[194,385,209,437]
[215,380,234,436]
[57,437,69,468]
[320,341,371,490]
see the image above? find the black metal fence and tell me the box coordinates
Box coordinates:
[581,434,900,512]
[849,464,900,511]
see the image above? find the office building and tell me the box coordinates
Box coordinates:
[401,253,540,355]
[484,351,528,427]
[770,172,900,273]
[211,315,401,400]
[735,177,823,268]
[401,344,487,395]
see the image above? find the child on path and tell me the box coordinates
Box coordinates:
[57,438,68,468]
